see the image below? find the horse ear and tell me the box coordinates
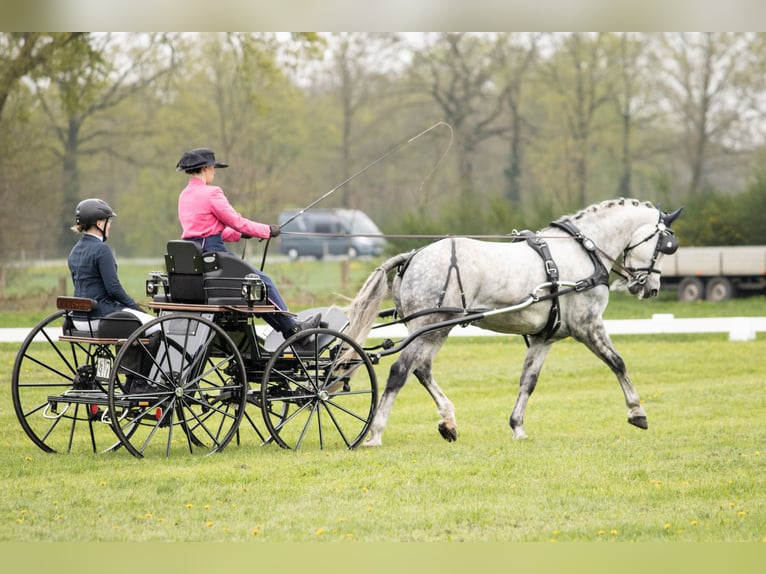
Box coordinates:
[661,206,684,227]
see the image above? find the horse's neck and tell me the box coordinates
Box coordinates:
[570,207,656,259]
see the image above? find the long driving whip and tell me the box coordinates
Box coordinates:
[258,121,453,270]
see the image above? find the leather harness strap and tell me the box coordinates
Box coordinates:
[437,238,467,309]
[517,231,562,341]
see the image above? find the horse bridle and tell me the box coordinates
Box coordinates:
[618,213,680,286]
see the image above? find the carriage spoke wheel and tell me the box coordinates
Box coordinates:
[260,327,377,450]
[107,313,248,458]
[11,311,125,454]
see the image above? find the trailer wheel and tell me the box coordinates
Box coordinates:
[705,276,736,302]
[678,277,704,302]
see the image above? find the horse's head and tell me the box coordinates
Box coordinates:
[612,206,683,299]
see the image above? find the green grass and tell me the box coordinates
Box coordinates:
[1,334,764,542]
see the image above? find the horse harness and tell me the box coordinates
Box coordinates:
[392,209,679,342]
[515,219,611,341]
[394,221,611,341]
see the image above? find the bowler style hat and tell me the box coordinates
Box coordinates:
[176,148,229,172]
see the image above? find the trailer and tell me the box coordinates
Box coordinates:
[661,245,766,301]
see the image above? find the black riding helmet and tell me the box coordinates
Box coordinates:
[76,198,115,242]
[76,198,116,228]
[176,148,229,173]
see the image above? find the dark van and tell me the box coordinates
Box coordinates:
[278,209,386,260]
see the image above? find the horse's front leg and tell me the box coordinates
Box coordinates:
[509,339,552,439]
[576,322,648,430]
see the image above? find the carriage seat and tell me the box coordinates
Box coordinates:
[57,297,142,339]
[163,240,265,305]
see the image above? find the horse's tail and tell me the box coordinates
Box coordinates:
[344,252,410,347]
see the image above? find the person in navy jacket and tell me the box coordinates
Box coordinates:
[67,198,155,331]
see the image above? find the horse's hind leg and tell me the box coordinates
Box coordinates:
[576,323,648,430]
[509,339,553,439]
[363,337,449,447]
[413,360,457,442]
[363,350,415,447]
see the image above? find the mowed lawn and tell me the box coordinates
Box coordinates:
[0,332,764,544]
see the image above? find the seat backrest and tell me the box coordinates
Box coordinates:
[165,240,206,303]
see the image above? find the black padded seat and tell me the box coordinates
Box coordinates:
[163,240,265,306]
[204,252,263,305]
[96,311,142,339]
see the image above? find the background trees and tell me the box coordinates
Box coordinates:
[1,31,765,265]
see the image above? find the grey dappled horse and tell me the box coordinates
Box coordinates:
[345,198,682,446]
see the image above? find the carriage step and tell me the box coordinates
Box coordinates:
[46,391,147,408]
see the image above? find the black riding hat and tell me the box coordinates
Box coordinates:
[76,198,116,228]
[176,148,229,172]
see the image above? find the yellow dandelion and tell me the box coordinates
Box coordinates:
[338,517,346,523]
[738,511,747,517]
[185,503,194,508]
[610,530,618,536]
[24,456,33,461]
[346,533,354,538]
[361,487,369,493]
[691,520,699,526]
[99,481,107,486]
[251,528,260,536]
[19,509,28,515]
[664,523,670,530]
[144,513,153,519]
[598,530,605,536]
[206,521,214,528]
[204,504,211,509]
[552,529,560,535]
[316,528,326,535]
[16,518,23,524]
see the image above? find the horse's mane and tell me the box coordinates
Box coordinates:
[567,198,655,221]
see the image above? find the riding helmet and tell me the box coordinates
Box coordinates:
[176,147,229,172]
[75,198,116,228]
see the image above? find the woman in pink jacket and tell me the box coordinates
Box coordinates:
[176,147,319,339]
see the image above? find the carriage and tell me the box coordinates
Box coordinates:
[11,198,683,457]
[11,240,379,457]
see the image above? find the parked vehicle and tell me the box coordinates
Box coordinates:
[661,245,766,301]
[278,209,386,260]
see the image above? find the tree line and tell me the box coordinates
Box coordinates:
[1,32,766,264]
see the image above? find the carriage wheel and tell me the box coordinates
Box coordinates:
[11,311,123,454]
[107,313,248,458]
[260,327,378,450]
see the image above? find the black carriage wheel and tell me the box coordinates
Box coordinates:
[107,313,248,458]
[11,311,125,454]
[260,327,378,450]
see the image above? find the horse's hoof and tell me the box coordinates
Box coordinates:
[628,416,648,430]
[438,423,457,442]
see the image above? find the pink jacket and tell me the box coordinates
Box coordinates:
[178,177,271,242]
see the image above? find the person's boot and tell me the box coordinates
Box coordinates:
[288,313,322,353]
[292,313,322,336]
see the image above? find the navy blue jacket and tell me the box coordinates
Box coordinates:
[68,234,137,318]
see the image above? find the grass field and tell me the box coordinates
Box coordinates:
[1,332,764,544]
[2,257,765,562]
